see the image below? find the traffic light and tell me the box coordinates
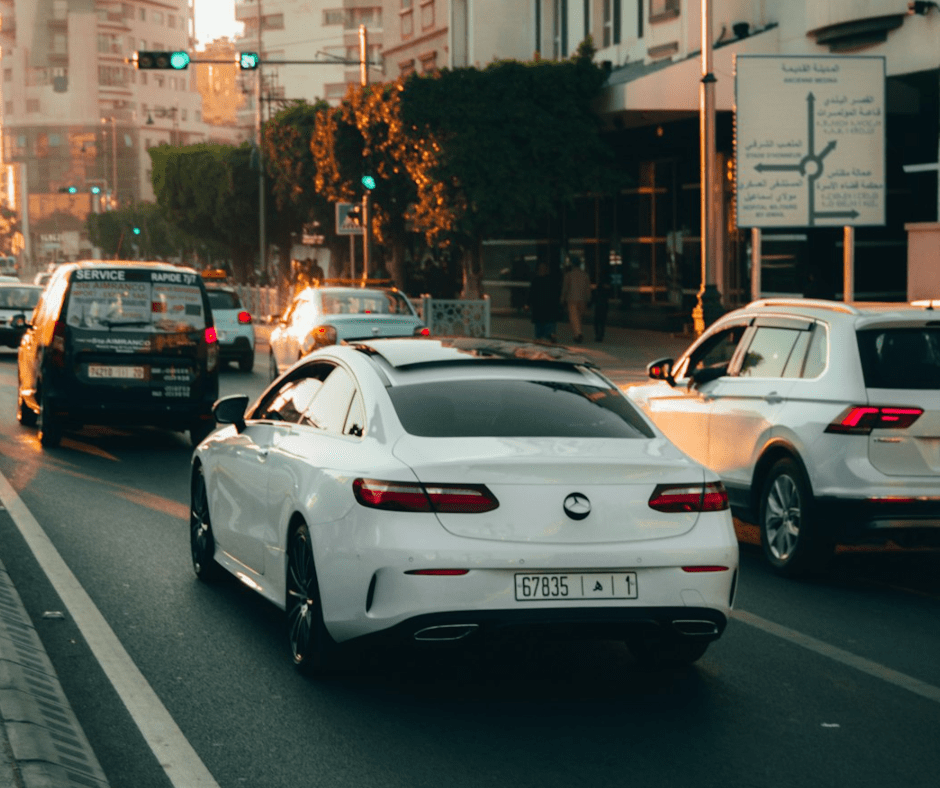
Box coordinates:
[361,174,376,190]
[90,186,101,194]
[58,186,78,194]
[239,52,260,70]
[133,226,141,235]
[135,51,190,70]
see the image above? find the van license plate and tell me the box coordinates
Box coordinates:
[88,365,145,380]
[514,572,638,601]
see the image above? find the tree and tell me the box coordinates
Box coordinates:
[0,204,20,255]
[86,202,185,260]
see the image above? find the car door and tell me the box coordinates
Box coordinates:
[706,318,813,490]
[635,321,750,467]
[271,296,307,372]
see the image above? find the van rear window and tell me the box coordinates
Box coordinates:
[857,327,940,390]
[66,272,206,333]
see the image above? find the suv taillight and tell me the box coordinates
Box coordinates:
[648,482,729,513]
[353,478,499,513]
[825,406,923,435]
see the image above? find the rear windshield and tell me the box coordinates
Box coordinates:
[857,327,940,389]
[388,378,655,438]
[0,287,41,310]
[321,290,413,316]
[66,269,206,333]
[207,289,241,310]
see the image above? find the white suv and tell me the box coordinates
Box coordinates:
[627,298,940,576]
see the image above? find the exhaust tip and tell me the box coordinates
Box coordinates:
[672,619,719,637]
[414,624,479,642]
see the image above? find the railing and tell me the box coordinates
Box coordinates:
[233,285,282,320]
[419,295,490,337]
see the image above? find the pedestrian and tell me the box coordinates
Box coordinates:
[592,271,615,342]
[561,260,591,343]
[310,258,325,285]
[528,261,560,342]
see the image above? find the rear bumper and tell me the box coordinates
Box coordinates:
[0,326,25,348]
[45,383,217,429]
[218,335,253,360]
[816,496,940,545]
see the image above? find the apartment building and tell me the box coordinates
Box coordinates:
[0,0,215,265]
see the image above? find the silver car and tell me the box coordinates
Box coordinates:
[268,286,427,379]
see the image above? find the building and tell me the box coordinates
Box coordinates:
[195,36,251,142]
[0,0,222,267]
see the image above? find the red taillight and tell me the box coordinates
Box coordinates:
[353,478,499,513]
[50,320,66,367]
[405,569,470,576]
[648,482,729,513]
[237,310,252,324]
[825,405,923,435]
[681,565,730,573]
[414,326,430,337]
[204,327,218,344]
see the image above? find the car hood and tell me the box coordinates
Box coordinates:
[392,435,708,544]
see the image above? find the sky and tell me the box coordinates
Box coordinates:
[193,0,244,47]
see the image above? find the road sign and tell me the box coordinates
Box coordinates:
[336,202,363,235]
[735,55,885,228]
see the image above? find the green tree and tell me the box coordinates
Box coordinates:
[0,204,20,255]
[86,202,184,260]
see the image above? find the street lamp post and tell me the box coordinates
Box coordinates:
[692,0,723,334]
[102,116,117,207]
[360,24,371,282]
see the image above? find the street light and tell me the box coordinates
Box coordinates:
[101,116,117,207]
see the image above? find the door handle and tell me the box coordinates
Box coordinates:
[764,392,783,404]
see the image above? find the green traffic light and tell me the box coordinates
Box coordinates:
[239,52,260,70]
[169,51,190,70]
[67,186,78,194]
[361,175,376,190]
[133,227,141,235]
[90,186,101,194]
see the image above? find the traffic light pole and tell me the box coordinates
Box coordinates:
[360,25,371,283]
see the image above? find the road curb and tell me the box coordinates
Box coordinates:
[0,559,110,788]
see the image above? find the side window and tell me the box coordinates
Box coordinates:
[344,390,365,437]
[677,324,749,379]
[253,363,332,421]
[738,327,802,378]
[802,324,828,378]
[303,366,357,433]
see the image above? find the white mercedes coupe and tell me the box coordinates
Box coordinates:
[190,337,739,673]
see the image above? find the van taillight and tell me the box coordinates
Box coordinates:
[204,327,218,344]
[237,311,252,324]
[204,327,219,371]
[648,482,729,513]
[825,406,923,435]
[353,478,499,513]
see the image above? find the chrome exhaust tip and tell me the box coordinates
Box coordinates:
[413,624,479,642]
[672,619,719,637]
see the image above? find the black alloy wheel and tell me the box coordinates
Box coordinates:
[286,522,338,674]
[190,465,224,582]
[37,386,62,448]
[759,457,833,577]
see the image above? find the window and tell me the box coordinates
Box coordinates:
[263,13,284,30]
[650,0,680,22]
[324,9,343,25]
[401,8,413,36]
[857,328,940,389]
[738,327,803,379]
[676,324,748,381]
[168,14,175,28]
[3,69,11,82]
[53,0,69,20]
[26,99,40,113]
[121,3,134,19]
[302,367,358,433]
[553,0,568,59]
[52,33,68,54]
[420,1,433,30]
[152,10,164,25]
[603,0,621,47]
[139,8,145,21]
[401,0,412,7]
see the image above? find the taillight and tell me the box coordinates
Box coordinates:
[405,569,470,576]
[648,482,729,513]
[825,406,923,435]
[353,478,499,513]
[204,327,219,371]
[414,326,430,337]
[237,310,252,324]
[204,327,218,344]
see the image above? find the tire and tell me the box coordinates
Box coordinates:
[286,522,338,674]
[37,386,62,448]
[190,465,224,582]
[759,457,833,577]
[628,638,709,667]
[17,390,37,428]
[238,351,255,373]
[268,351,279,382]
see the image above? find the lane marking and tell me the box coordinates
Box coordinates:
[733,608,940,704]
[0,470,221,788]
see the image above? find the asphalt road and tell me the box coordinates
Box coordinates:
[0,345,938,788]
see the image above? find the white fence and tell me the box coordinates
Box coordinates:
[418,296,491,337]
[233,285,282,320]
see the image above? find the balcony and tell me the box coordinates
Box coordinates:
[235,1,259,22]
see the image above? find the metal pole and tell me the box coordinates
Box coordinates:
[359,24,371,282]
[693,0,722,334]
[750,227,761,302]
[257,0,267,294]
[843,225,854,302]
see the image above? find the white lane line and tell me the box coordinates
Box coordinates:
[733,608,940,704]
[0,471,221,788]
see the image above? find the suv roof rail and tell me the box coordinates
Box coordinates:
[744,298,859,315]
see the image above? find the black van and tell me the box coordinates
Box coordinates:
[16,261,220,448]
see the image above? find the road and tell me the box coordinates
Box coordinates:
[0,344,938,788]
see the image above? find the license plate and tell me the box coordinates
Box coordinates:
[514,572,638,601]
[88,364,145,380]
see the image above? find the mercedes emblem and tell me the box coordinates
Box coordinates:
[563,493,591,521]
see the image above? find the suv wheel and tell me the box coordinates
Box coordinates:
[238,351,255,373]
[759,458,832,577]
[37,387,62,448]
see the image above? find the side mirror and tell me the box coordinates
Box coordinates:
[647,357,676,387]
[213,394,250,433]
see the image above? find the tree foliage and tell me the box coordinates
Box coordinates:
[86,202,183,260]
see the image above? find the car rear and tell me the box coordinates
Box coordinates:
[205,286,255,371]
[48,264,219,436]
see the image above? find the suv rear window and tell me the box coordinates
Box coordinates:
[857,327,940,389]
[66,270,206,333]
[207,289,241,310]
[388,378,655,438]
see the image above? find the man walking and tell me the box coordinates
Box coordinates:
[561,261,591,343]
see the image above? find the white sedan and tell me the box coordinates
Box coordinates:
[267,286,427,380]
[190,337,739,673]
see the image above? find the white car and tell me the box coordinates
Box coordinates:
[205,285,256,372]
[190,337,738,673]
[267,286,427,380]
[628,298,940,577]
